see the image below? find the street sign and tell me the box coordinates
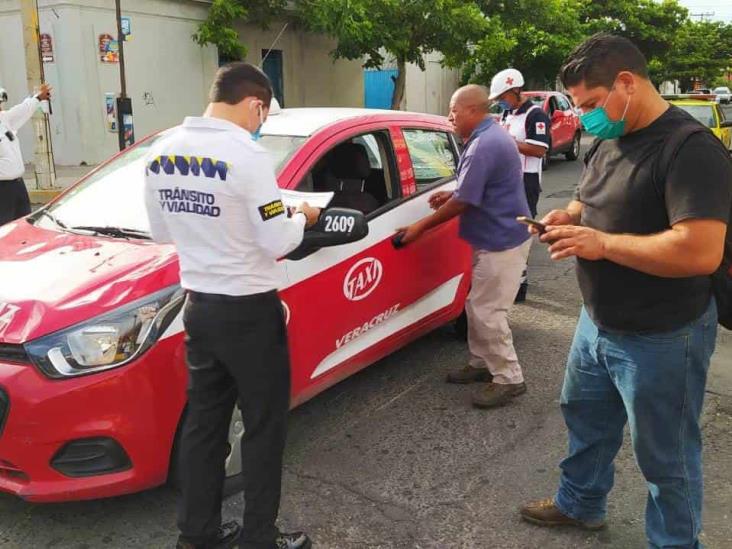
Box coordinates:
[40,33,54,63]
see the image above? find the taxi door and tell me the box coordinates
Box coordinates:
[278,122,470,406]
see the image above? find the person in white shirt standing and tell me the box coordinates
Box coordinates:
[144,63,319,549]
[490,69,551,302]
[0,83,51,225]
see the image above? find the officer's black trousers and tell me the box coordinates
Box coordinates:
[178,290,290,549]
[0,178,31,226]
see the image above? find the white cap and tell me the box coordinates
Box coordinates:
[489,68,525,100]
[0,88,7,104]
[268,97,282,115]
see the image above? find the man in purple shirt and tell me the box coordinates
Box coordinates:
[397,84,532,408]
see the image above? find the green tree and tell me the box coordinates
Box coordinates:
[466,0,585,88]
[298,0,488,109]
[193,0,288,60]
[658,21,732,91]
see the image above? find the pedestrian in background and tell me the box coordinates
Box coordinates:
[490,68,551,302]
[520,34,732,549]
[144,62,318,549]
[397,84,532,409]
[0,83,52,225]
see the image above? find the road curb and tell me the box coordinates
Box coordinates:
[28,188,63,205]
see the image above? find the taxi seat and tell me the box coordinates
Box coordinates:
[321,143,380,215]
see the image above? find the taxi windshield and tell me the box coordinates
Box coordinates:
[523,95,546,107]
[676,105,716,128]
[31,134,306,235]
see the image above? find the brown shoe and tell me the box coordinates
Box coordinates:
[520,498,606,530]
[446,365,493,384]
[472,382,526,408]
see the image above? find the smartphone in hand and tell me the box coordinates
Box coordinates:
[516,216,547,234]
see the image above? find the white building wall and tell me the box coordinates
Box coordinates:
[0,0,217,166]
[234,22,364,108]
[0,0,457,166]
[402,55,460,116]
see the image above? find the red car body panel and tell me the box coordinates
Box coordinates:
[0,111,472,502]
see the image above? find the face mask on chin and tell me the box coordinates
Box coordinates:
[579,86,631,140]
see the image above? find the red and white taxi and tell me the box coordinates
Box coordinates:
[0,107,471,502]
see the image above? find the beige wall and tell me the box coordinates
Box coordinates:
[235,22,364,108]
[0,0,218,165]
[0,0,456,166]
[402,54,460,116]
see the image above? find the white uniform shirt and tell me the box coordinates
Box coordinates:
[143,116,306,296]
[0,97,39,180]
[500,102,550,176]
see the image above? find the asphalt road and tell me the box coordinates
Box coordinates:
[2,138,732,549]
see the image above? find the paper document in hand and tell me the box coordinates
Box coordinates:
[281,190,334,210]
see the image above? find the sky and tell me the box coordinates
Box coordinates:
[677,0,732,23]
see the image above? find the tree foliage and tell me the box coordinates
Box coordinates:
[193,0,287,60]
[298,0,488,108]
[195,0,732,103]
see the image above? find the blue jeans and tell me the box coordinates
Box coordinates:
[555,299,718,549]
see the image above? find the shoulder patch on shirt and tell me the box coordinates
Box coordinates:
[258,200,285,221]
[535,122,546,135]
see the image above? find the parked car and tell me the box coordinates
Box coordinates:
[713,86,731,104]
[664,94,732,151]
[0,108,472,502]
[490,91,582,170]
[522,91,583,169]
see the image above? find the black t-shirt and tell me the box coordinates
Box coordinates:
[576,105,732,332]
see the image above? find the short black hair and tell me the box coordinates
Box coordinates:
[560,33,649,89]
[209,62,273,106]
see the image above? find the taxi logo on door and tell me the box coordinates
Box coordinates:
[343,258,383,301]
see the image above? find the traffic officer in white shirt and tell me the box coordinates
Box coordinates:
[144,63,318,549]
[490,68,551,302]
[0,83,51,225]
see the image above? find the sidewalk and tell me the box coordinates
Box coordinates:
[23,163,97,204]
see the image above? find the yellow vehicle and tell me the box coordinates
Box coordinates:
[663,94,732,151]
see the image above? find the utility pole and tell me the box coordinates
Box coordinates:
[115,0,134,150]
[690,12,715,22]
[19,0,56,189]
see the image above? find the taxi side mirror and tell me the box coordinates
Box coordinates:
[285,207,369,260]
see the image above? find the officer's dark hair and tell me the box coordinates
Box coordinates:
[209,62,273,107]
[560,33,649,89]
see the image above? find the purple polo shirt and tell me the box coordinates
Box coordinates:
[453,117,531,251]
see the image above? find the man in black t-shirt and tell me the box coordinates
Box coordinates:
[519,34,732,548]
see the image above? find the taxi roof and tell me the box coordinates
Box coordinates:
[261,107,447,137]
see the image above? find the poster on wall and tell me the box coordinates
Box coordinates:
[99,34,119,63]
[105,93,117,132]
[121,17,132,41]
[40,34,54,63]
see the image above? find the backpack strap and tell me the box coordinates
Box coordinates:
[583,137,602,167]
[650,122,711,198]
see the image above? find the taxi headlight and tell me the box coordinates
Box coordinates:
[26,286,185,378]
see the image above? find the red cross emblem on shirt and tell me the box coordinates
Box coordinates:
[506,77,514,86]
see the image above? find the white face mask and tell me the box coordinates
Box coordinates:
[249,100,264,141]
